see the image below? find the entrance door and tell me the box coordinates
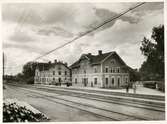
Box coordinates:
[58,78,61,83]
[111,78,114,86]
[105,78,108,88]
[83,78,88,87]
[118,77,120,87]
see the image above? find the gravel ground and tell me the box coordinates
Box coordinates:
[3,84,113,122]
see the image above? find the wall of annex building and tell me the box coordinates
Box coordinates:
[34,64,71,84]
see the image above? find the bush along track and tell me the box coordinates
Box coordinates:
[3,99,49,122]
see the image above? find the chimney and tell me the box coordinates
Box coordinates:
[54,59,57,63]
[98,50,102,55]
[48,61,51,64]
[88,53,92,56]
[64,62,68,66]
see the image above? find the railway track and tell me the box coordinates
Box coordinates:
[32,85,165,111]
[6,84,165,120]
[8,85,149,121]
[6,83,165,112]
[36,88,165,112]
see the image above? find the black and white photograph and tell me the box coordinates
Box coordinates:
[1,0,165,122]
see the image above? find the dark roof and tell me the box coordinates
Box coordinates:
[70,51,118,68]
[88,52,113,65]
[36,62,69,71]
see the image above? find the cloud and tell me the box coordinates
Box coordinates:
[130,2,164,17]
[3,43,46,54]
[84,7,140,35]
[9,30,35,43]
[2,2,164,75]
[38,26,74,38]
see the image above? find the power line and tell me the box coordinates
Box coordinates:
[33,2,146,61]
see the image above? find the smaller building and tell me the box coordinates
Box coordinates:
[34,60,71,85]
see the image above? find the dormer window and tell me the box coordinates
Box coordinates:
[111,60,115,64]
[58,65,61,70]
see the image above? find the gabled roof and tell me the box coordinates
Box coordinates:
[70,51,125,68]
[36,63,51,71]
[36,61,69,71]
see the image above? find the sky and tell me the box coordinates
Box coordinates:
[2,2,164,75]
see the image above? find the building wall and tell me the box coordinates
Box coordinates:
[101,55,129,88]
[34,63,70,85]
[71,54,129,88]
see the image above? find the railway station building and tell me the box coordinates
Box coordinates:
[34,60,71,85]
[70,50,130,88]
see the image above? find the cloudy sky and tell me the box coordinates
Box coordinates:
[2,2,164,75]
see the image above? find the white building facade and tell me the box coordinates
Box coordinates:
[70,50,130,88]
[34,60,71,85]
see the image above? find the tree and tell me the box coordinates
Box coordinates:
[22,62,38,84]
[139,25,164,80]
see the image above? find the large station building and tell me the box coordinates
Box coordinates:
[70,50,130,88]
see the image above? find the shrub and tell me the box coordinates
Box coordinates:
[3,101,49,122]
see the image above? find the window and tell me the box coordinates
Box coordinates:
[53,78,55,81]
[125,77,128,82]
[58,66,61,70]
[105,67,108,73]
[75,78,77,84]
[94,78,97,85]
[111,68,112,73]
[118,77,120,87]
[58,71,61,75]
[117,67,120,73]
[94,67,97,73]
[53,71,55,75]
[65,71,67,75]
[105,78,108,85]
[113,68,115,73]
[112,78,114,84]
[111,60,115,64]
[84,70,86,74]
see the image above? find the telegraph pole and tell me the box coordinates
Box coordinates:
[3,52,5,79]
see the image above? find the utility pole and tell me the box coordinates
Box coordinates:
[3,52,5,79]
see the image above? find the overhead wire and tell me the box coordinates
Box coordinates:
[33,2,146,61]
[5,2,146,73]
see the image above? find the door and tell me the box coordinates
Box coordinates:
[83,78,88,87]
[118,77,120,87]
[111,77,114,86]
[105,78,109,88]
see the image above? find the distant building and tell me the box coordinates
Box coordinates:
[70,50,130,88]
[34,60,71,85]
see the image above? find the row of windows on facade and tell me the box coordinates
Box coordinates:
[36,71,68,77]
[73,67,121,74]
[36,77,67,83]
[74,77,128,85]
